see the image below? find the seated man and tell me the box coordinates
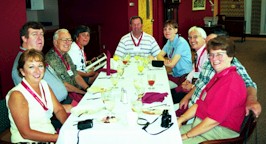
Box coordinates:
[11,21,72,112]
[68,25,98,85]
[114,16,161,59]
[172,28,216,104]
[45,29,90,103]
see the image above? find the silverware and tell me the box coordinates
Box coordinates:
[87,97,101,100]
[98,77,110,79]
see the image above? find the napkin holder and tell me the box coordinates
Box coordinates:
[85,53,107,71]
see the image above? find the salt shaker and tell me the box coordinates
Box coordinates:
[121,88,128,104]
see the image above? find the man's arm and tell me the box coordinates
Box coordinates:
[75,74,89,90]
[246,87,261,117]
[64,82,86,94]
[179,87,196,109]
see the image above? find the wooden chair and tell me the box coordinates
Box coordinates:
[0,99,11,144]
[200,110,258,144]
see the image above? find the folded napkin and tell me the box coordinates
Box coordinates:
[175,106,188,117]
[142,92,168,104]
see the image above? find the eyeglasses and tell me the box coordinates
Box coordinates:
[59,38,72,43]
[188,35,201,40]
[208,52,227,59]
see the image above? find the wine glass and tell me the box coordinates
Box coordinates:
[133,79,145,100]
[117,65,124,79]
[131,100,143,116]
[147,73,156,89]
[122,53,130,66]
[134,53,140,63]
[110,74,119,89]
[137,62,144,75]
[113,54,120,62]
[102,91,115,116]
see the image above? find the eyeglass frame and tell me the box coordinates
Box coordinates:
[208,52,227,59]
[59,38,73,43]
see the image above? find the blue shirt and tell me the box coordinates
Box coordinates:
[162,35,192,77]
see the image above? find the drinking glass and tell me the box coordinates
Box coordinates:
[147,73,156,89]
[133,79,145,100]
[102,91,115,115]
[122,53,130,66]
[110,75,119,89]
[113,54,120,62]
[117,65,124,79]
[131,100,143,116]
[134,53,140,63]
[137,62,144,75]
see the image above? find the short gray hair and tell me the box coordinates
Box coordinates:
[53,29,69,40]
[188,26,207,39]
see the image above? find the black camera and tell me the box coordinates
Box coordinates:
[78,119,93,130]
[161,110,171,128]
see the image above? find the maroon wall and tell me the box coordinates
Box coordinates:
[0,0,213,98]
[178,0,213,40]
[58,0,134,56]
[0,2,26,98]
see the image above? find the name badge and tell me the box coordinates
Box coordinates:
[193,72,200,79]
[67,70,74,76]
[201,91,207,101]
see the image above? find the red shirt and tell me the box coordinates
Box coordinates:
[196,66,247,132]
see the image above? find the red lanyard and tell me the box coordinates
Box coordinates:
[21,81,48,111]
[77,43,87,62]
[54,48,71,70]
[195,47,206,72]
[130,32,143,47]
[19,48,25,53]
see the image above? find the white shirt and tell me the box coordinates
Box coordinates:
[186,44,208,82]
[68,42,87,73]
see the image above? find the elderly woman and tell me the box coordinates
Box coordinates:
[6,49,68,143]
[177,36,247,143]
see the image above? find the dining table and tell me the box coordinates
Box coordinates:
[56,57,183,144]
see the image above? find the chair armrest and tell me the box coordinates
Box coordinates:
[199,137,244,144]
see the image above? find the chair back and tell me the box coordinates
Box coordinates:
[0,99,10,133]
[239,110,257,144]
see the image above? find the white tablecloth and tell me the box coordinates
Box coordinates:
[56,58,182,144]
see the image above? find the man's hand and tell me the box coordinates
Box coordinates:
[246,100,261,118]
[181,80,194,91]
[179,97,190,110]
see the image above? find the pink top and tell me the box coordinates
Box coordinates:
[196,66,247,132]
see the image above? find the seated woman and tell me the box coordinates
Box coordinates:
[6,49,68,143]
[157,20,192,87]
[177,36,247,143]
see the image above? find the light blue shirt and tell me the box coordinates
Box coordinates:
[11,47,68,102]
[162,35,192,77]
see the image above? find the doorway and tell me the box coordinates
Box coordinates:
[138,0,153,35]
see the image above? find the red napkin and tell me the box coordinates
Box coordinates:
[175,106,188,117]
[142,92,168,104]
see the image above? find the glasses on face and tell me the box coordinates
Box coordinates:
[208,52,227,59]
[188,35,201,40]
[59,38,72,43]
